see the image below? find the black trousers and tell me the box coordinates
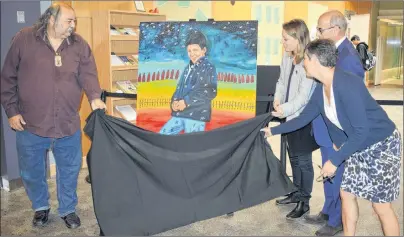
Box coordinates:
[288,152,314,205]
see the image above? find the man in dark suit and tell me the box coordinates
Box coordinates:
[304,10,365,236]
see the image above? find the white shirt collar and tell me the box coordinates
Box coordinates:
[335,36,346,48]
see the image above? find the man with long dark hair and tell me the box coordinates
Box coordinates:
[1,3,105,229]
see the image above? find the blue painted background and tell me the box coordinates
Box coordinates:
[139,21,258,77]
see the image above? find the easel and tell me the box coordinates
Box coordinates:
[188,18,215,22]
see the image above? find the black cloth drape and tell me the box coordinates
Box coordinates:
[84,110,296,236]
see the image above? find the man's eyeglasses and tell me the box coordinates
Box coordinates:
[314,163,335,184]
[316,25,337,34]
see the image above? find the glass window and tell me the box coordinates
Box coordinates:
[255,5,262,22]
[178,1,190,7]
[274,7,279,24]
[266,6,272,23]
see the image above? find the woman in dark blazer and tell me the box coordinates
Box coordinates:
[261,39,401,236]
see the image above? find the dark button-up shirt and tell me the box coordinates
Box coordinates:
[1,26,102,138]
[171,57,217,122]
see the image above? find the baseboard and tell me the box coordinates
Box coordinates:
[49,156,88,178]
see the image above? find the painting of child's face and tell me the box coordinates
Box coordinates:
[187,44,206,64]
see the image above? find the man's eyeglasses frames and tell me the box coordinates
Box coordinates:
[316,25,338,34]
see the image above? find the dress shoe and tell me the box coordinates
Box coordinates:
[315,224,343,236]
[32,209,50,226]
[61,212,81,229]
[85,175,91,184]
[286,201,309,219]
[275,194,299,205]
[305,211,329,224]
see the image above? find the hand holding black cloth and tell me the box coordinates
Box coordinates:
[84,109,296,236]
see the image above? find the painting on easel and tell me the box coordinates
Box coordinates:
[136,20,258,134]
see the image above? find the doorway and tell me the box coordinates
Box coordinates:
[375,18,403,87]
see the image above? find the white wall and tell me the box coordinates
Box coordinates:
[347,14,371,44]
[308,2,328,41]
[251,1,284,65]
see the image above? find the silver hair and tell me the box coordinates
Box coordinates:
[34,3,73,29]
[329,11,347,33]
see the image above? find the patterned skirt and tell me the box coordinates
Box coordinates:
[341,129,402,203]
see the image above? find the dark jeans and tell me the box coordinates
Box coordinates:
[16,129,82,217]
[289,152,313,205]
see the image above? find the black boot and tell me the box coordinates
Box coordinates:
[286,201,309,219]
[32,209,50,227]
[61,212,81,229]
[275,193,298,205]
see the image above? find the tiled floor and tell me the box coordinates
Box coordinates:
[1,86,403,236]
